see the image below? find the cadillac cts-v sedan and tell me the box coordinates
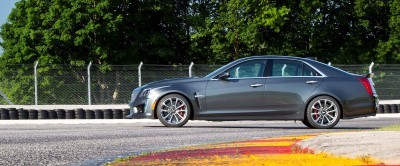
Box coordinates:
[127,56,378,129]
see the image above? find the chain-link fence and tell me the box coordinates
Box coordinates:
[336,64,400,100]
[0,62,399,105]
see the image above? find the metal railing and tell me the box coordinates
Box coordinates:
[0,62,399,105]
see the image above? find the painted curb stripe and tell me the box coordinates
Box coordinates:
[133,145,311,161]
[111,134,383,165]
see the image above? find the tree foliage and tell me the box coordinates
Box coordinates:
[191,0,289,64]
[0,0,195,65]
[1,0,400,104]
[1,0,399,65]
[376,0,400,63]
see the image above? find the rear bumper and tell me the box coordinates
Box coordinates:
[343,95,378,119]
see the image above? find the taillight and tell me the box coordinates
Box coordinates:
[358,77,373,96]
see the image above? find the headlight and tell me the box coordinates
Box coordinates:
[139,88,151,97]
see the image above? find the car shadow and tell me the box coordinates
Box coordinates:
[143,126,377,130]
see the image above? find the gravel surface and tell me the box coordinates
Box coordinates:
[0,117,399,166]
[298,131,400,164]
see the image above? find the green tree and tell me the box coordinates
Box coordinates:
[191,0,289,64]
[0,0,195,104]
[352,0,390,63]
[376,0,400,63]
[263,0,391,64]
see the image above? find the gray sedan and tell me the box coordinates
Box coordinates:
[127,56,378,129]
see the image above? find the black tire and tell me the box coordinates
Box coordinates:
[9,108,18,120]
[18,109,29,120]
[29,110,38,120]
[302,120,315,128]
[48,110,57,119]
[38,110,49,119]
[156,94,191,127]
[56,109,66,119]
[94,109,104,119]
[85,110,95,119]
[305,96,341,129]
[0,108,10,120]
[123,109,130,119]
[383,104,391,114]
[75,108,85,119]
[390,104,398,113]
[66,110,75,119]
[103,109,113,119]
[397,104,400,113]
[378,105,384,114]
[112,109,123,119]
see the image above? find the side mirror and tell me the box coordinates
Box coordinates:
[218,72,230,80]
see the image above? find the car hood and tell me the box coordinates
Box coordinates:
[142,77,207,88]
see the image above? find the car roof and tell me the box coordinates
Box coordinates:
[239,55,354,77]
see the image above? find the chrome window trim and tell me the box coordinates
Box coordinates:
[301,61,327,77]
[209,57,327,80]
[210,76,325,81]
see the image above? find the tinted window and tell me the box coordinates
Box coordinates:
[272,60,303,76]
[228,60,266,78]
[270,60,321,77]
[303,65,321,76]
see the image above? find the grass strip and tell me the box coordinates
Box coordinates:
[377,124,400,131]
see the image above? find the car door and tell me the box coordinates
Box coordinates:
[204,59,267,117]
[264,59,323,117]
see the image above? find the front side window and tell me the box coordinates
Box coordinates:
[228,60,266,78]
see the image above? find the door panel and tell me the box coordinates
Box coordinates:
[205,78,266,116]
[264,77,323,115]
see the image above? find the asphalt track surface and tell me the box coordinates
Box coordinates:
[0,117,399,166]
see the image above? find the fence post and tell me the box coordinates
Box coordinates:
[282,64,287,76]
[189,62,194,77]
[34,61,39,105]
[369,62,374,73]
[87,62,92,105]
[138,62,143,87]
[0,90,13,105]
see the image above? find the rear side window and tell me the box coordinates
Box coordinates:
[269,60,321,77]
[303,65,321,76]
[271,60,303,76]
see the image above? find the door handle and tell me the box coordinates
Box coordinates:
[250,84,264,87]
[306,81,319,84]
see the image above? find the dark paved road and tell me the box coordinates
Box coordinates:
[0,117,399,166]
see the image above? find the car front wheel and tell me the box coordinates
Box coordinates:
[305,96,341,129]
[156,94,191,127]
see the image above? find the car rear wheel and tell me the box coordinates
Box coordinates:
[305,96,341,129]
[156,94,191,127]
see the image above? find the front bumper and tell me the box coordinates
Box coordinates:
[128,97,156,119]
[127,107,153,119]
